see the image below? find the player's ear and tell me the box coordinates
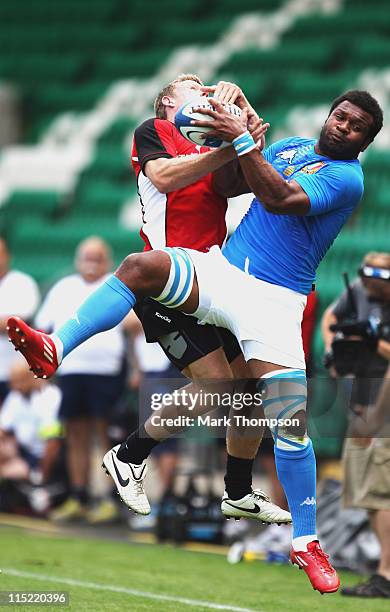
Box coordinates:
[162,95,175,109]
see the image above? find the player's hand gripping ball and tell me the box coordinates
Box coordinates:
[175,98,242,148]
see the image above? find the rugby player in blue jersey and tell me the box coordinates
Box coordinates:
[8,89,383,593]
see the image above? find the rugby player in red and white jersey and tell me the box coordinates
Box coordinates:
[122,74,290,525]
[131,75,242,381]
[133,78,230,253]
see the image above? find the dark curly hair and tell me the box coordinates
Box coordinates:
[328,90,383,141]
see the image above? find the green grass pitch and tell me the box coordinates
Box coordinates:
[0,526,385,611]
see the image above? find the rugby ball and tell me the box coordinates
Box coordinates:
[175,98,242,148]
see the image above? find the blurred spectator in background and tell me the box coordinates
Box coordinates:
[35,236,128,524]
[322,252,390,385]
[0,361,62,513]
[322,252,390,597]
[0,236,40,405]
[341,363,390,598]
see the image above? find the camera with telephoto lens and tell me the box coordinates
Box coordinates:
[325,317,390,376]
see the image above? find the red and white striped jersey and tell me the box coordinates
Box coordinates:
[131,118,228,252]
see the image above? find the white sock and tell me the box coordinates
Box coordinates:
[50,334,63,364]
[292,534,317,551]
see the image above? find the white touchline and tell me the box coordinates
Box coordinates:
[3,568,260,612]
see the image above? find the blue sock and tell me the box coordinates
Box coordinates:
[274,439,317,539]
[56,275,136,359]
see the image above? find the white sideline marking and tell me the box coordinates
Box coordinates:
[3,568,260,612]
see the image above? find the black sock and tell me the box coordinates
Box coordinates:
[224,454,253,500]
[116,424,160,464]
[71,486,88,505]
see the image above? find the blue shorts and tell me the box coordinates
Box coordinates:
[58,373,124,421]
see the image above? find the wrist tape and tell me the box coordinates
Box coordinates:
[232,130,257,156]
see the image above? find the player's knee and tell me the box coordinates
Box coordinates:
[285,409,307,437]
[116,253,146,292]
[117,251,169,296]
[257,368,309,450]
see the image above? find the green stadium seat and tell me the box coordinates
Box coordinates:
[156,18,231,47]
[97,117,136,146]
[345,0,389,6]
[80,147,131,181]
[0,0,115,23]
[215,74,268,107]
[363,151,390,172]
[2,191,62,228]
[126,0,198,19]
[10,217,142,261]
[220,42,332,77]
[0,54,85,84]
[74,181,134,214]
[212,0,283,13]
[49,25,139,52]
[0,25,138,54]
[94,51,168,80]
[285,73,354,105]
[8,190,60,214]
[11,253,74,287]
[36,82,110,113]
[348,38,390,68]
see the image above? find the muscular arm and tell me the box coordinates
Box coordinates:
[145,146,236,193]
[211,113,269,197]
[212,119,269,197]
[212,159,250,197]
[237,149,310,215]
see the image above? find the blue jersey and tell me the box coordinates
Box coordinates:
[223,137,364,295]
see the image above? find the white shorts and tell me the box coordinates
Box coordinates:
[185,246,307,370]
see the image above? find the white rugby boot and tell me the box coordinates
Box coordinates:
[221,489,292,524]
[102,445,150,515]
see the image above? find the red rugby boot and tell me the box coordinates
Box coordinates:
[7,316,59,379]
[290,541,340,594]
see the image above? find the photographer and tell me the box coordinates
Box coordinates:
[322,251,390,598]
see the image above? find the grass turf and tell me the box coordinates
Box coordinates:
[0,526,385,611]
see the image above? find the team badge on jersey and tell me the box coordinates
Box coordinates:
[300,161,327,174]
[277,149,298,163]
[283,165,295,177]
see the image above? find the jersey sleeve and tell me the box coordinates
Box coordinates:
[293,163,363,216]
[133,118,177,173]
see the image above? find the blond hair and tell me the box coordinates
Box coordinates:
[154,73,203,119]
